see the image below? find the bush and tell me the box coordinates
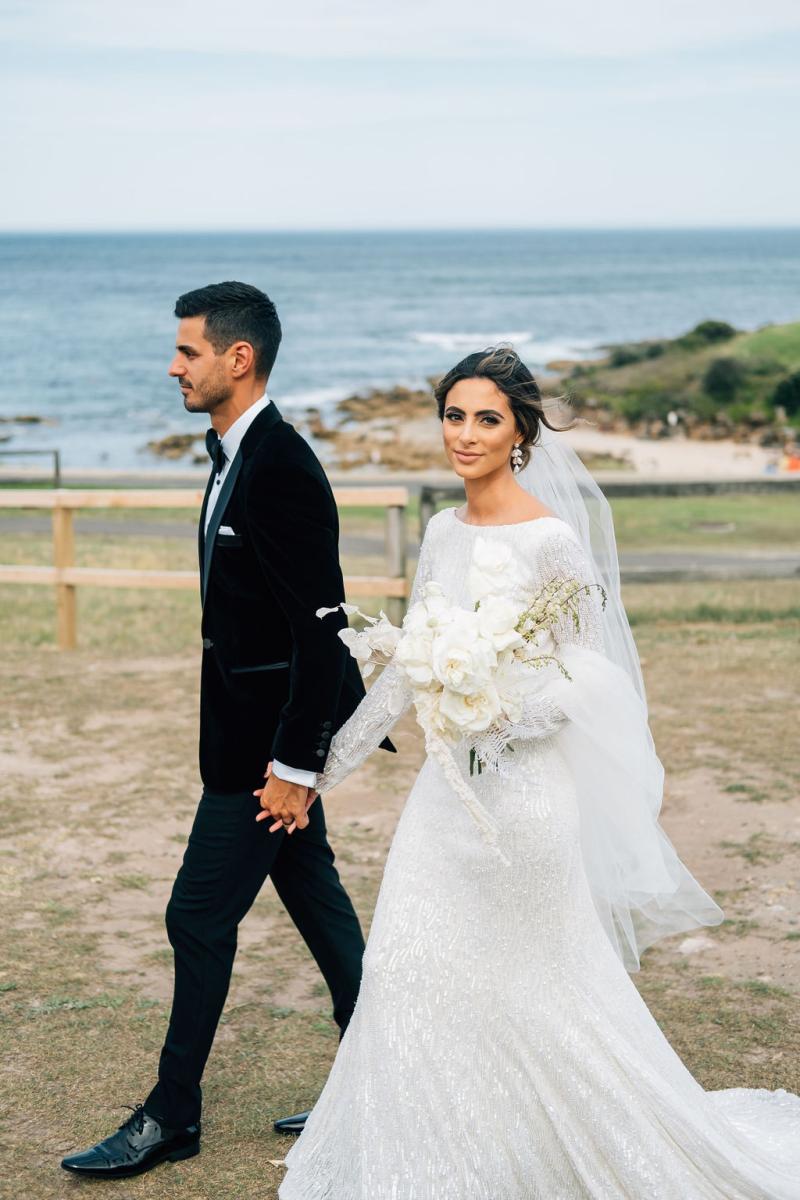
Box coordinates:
[703,357,746,403]
[690,320,738,344]
[608,345,640,367]
[772,372,800,417]
[619,389,675,423]
[608,341,665,368]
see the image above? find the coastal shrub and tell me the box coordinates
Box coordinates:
[674,320,738,352]
[772,372,800,417]
[744,356,784,378]
[618,388,674,423]
[608,341,665,368]
[703,357,746,403]
[691,320,738,343]
[609,345,640,368]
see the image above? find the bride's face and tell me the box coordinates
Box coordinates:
[441,377,521,480]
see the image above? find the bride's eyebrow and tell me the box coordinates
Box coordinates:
[445,405,505,419]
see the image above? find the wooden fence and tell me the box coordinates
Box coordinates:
[0,488,408,649]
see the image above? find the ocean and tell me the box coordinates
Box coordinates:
[1,229,799,469]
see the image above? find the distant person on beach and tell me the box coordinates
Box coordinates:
[61,281,392,1179]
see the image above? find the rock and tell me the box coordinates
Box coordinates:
[0,414,51,425]
[145,432,205,459]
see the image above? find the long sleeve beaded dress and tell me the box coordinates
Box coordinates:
[279,508,800,1200]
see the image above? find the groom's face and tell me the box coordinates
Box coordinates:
[169,316,233,414]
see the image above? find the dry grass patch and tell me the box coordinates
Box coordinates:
[0,577,797,1199]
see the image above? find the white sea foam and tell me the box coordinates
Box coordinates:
[277,385,356,411]
[410,331,600,364]
[411,331,534,351]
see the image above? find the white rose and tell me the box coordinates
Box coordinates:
[395,628,436,687]
[367,613,402,657]
[468,536,515,604]
[413,688,449,735]
[430,615,496,694]
[476,594,524,653]
[438,684,503,733]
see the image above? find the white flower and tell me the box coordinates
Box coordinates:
[338,626,372,666]
[515,627,557,660]
[475,594,524,653]
[438,684,503,733]
[394,629,436,687]
[413,688,450,735]
[403,582,453,637]
[430,614,496,694]
[367,612,402,657]
[316,602,360,618]
[468,537,515,604]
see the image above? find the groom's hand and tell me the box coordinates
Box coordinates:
[254,762,318,834]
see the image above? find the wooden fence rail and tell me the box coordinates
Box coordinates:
[0,488,409,649]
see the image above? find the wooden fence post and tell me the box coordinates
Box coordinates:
[385,503,406,626]
[52,498,77,649]
[418,486,436,541]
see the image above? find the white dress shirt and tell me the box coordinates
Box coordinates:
[203,393,317,791]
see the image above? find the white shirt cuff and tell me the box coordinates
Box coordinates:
[271,758,318,788]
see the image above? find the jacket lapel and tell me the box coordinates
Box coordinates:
[202,452,243,605]
[200,401,284,606]
[197,466,216,581]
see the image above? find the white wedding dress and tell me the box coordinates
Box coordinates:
[279,509,800,1200]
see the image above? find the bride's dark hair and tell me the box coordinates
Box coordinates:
[434,346,573,471]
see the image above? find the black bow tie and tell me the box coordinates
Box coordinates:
[205,428,226,475]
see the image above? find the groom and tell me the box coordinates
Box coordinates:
[62,281,393,1179]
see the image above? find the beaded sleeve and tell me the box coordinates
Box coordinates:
[314,527,435,794]
[470,528,605,771]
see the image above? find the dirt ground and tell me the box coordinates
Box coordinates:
[0,581,798,1200]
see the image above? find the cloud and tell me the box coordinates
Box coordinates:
[5,0,800,59]
[1,1,799,228]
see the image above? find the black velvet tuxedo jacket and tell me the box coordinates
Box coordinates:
[198,400,393,794]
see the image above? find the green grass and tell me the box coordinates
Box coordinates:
[608,493,800,550]
[735,323,800,369]
[567,319,800,427]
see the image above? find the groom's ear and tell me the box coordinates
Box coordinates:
[229,339,257,379]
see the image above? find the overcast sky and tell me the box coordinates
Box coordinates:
[2,0,799,230]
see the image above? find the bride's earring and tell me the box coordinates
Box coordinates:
[510,443,524,472]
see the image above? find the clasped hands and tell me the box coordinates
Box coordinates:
[254,761,319,835]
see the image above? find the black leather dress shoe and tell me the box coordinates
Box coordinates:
[61,1105,200,1178]
[273,1109,311,1134]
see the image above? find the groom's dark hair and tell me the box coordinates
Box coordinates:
[174,281,282,379]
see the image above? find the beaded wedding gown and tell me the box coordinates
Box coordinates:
[279,509,800,1200]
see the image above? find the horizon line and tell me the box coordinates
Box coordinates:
[2,223,800,236]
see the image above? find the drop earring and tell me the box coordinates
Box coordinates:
[510,444,524,472]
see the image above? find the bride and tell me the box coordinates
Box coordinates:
[274,347,800,1199]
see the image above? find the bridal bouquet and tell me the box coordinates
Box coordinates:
[318,537,606,854]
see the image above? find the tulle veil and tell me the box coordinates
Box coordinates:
[519,421,723,970]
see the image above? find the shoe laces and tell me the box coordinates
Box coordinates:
[117,1103,147,1135]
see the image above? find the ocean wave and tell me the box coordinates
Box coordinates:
[410,331,599,364]
[411,331,534,351]
[277,385,357,411]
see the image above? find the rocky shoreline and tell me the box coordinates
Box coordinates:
[138,319,800,477]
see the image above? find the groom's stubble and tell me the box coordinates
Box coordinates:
[181,359,233,416]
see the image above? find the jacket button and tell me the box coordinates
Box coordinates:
[320,730,331,741]
[315,748,326,758]
[202,638,214,649]
[322,721,332,730]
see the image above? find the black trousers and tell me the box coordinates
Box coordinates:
[145,789,365,1127]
